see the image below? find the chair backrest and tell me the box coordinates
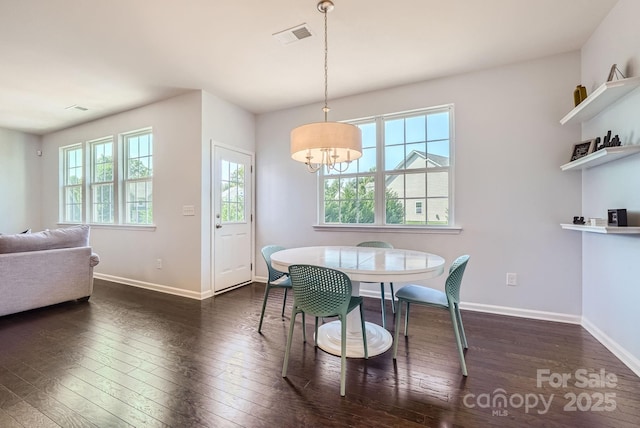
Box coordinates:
[356,241,393,249]
[288,264,353,317]
[445,255,470,304]
[261,245,288,284]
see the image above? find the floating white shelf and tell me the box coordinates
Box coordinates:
[560,145,640,171]
[560,76,640,125]
[561,224,640,234]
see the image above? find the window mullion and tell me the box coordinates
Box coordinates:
[82,143,90,224]
[375,116,385,225]
[113,140,119,224]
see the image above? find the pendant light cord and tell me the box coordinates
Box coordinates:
[323,5,329,122]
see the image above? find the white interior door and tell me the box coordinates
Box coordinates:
[213,145,253,293]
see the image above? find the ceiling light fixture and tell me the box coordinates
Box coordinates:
[290,0,362,173]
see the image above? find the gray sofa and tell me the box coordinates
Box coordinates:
[0,225,100,317]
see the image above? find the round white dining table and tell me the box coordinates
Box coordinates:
[270,246,446,358]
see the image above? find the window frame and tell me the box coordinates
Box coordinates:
[58,127,154,229]
[316,105,460,233]
[89,136,116,224]
[61,144,85,223]
[122,130,154,225]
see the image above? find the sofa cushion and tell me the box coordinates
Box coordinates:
[0,225,90,254]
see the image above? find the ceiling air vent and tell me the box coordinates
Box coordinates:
[273,23,313,45]
[65,104,88,112]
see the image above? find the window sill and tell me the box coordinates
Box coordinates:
[57,223,157,232]
[312,224,462,234]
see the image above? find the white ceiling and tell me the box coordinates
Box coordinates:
[0,0,617,135]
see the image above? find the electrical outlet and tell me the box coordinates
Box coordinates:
[156,258,163,269]
[506,272,517,286]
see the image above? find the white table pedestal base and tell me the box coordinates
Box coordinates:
[316,320,392,358]
[314,280,392,358]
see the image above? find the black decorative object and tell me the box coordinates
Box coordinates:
[608,209,627,227]
[594,136,602,151]
[609,134,621,147]
[594,131,622,151]
[570,139,595,162]
[573,216,585,225]
[603,130,611,147]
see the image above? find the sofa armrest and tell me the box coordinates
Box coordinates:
[90,252,100,267]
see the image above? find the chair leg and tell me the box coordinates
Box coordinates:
[258,285,271,333]
[301,312,307,343]
[314,316,320,347]
[390,282,396,314]
[455,304,468,349]
[393,300,403,359]
[282,311,297,377]
[449,306,468,376]
[359,303,368,359]
[281,288,288,317]
[340,314,347,396]
[404,302,411,336]
[379,283,386,329]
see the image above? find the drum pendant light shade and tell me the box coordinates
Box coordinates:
[291,122,362,164]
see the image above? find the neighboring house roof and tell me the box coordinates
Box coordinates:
[405,150,449,168]
[385,150,449,186]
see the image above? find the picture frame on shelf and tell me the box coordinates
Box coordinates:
[569,139,596,162]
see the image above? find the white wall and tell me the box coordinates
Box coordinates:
[41,92,205,296]
[201,91,256,294]
[0,127,42,233]
[256,52,583,316]
[580,0,640,371]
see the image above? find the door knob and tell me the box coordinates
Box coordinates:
[215,224,222,229]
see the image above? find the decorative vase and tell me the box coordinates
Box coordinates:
[573,85,587,106]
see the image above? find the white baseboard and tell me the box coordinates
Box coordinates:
[581,317,640,377]
[94,273,213,300]
[459,301,582,324]
[259,278,582,324]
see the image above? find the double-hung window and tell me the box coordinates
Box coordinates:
[90,138,115,223]
[62,145,84,223]
[123,131,153,224]
[60,128,153,226]
[320,105,453,227]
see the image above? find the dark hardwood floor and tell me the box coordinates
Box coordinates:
[0,279,639,427]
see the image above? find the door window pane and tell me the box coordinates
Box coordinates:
[221,161,245,223]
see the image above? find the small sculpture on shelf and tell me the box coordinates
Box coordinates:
[594,130,622,151]
[573,85,587,106]
[572,216,585,225]
[607,64,626,82]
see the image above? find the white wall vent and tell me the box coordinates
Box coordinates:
[273,24,313,45]
[64,104,88,111]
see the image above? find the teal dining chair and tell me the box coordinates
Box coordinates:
[356,241,396,329]
[282,264,368,397]
[258,245,292,333]
[393,255,470,376]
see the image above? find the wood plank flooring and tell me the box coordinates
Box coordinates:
[0,279,638,427]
